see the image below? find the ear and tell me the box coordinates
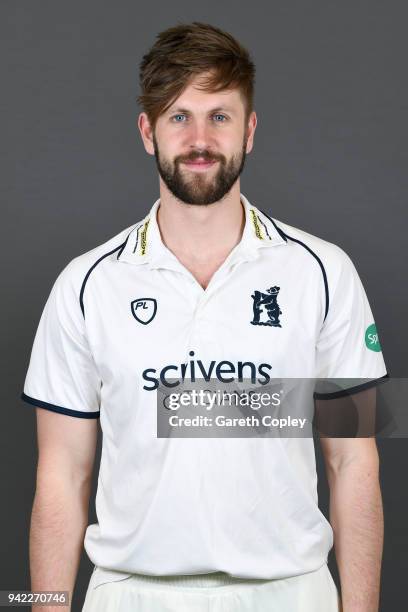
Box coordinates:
[138,112,155,155]
[245,111,257,155]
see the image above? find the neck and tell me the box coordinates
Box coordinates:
[156,182,245,264]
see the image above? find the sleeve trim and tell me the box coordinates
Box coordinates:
[21,393,100,419]
[260,210,329,323]
[313,373,389,400]
[285,234,329,322]
[79,232,135,319]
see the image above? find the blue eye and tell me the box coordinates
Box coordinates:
[213,114,226,122]
[172,114,186,122]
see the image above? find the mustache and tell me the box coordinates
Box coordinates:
[176,151,225,163]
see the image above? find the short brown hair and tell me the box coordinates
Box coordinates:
[137,22,255,128]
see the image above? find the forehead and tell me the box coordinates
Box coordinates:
[167,73,244,113]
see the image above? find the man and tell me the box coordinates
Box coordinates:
[22,22,387,612]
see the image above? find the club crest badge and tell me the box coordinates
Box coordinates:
[251,286,282,327]
[131,298,157,325]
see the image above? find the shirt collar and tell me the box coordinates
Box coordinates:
[117,193,287,267]
[240,193,287,250]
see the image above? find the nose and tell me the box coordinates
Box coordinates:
[188,118,214,151]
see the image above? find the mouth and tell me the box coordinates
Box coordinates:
[181,159,218,171]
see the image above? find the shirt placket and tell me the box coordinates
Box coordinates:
[150,237,259,364]
[186,247,258,363]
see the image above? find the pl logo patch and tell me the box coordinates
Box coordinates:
[131,298,157,325]
[251,286,282,327]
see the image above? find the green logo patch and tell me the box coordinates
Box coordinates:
[365,324,382,352]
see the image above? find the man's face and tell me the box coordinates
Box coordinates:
[140,74,256,205]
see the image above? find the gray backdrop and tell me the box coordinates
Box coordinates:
[1,1,407,610]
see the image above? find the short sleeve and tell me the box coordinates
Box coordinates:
[21,261,101,418]
[315,249,387,396]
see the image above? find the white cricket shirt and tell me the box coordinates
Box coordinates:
[22,193,387,581]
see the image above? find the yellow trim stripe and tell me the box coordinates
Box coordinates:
[140,218,150,255]
[250,209,264,240]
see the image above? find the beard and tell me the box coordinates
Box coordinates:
[153,133,248,205]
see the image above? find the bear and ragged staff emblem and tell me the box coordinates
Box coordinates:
[251,286,282,327]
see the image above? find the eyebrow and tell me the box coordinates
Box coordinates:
[166,106,236,115]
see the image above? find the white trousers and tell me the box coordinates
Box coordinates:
[82,563,342,611]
